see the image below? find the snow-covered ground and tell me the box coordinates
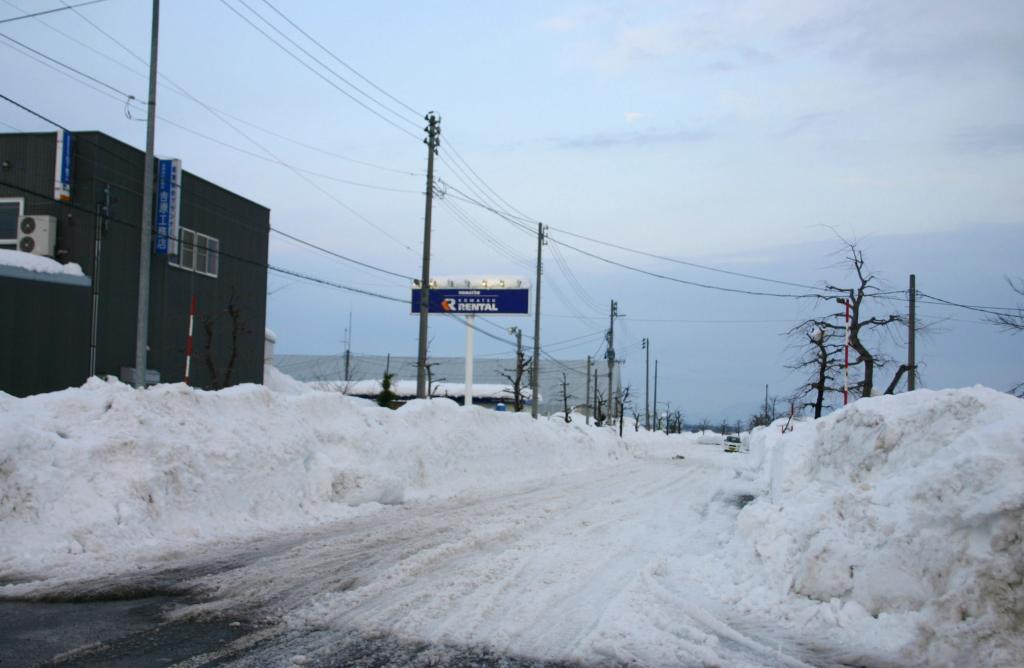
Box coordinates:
[1,371,1021,666]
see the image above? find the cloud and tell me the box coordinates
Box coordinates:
[556,127,713,150]
[951,124,1024,155]
[624,112,647,124]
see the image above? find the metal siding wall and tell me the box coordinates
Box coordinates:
[0,277,91,397]
[0,132,269,395]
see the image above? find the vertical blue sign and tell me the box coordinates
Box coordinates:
[53,130,73,201]
[155,158,173,254]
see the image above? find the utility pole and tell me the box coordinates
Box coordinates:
[593,368,599,424]
[90,185,109,378]
[653,359,659,431]
[133,0,160,388]
[642,337,650,430]
[416,113,441,399]
[764,383,769,421]
[908,274,916,391]
[344,309,352,382]
[605,300,618,426]
[585,355,592,425]
[531,223,545,418]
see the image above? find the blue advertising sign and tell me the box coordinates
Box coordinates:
[155,159,172,254]
[154,158,181,255]
[53,130,73,201]
[411,287,530,315]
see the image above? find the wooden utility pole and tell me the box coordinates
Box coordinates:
[652,359,659,431]
[416,113,441,399]
[908,274,916,391]
[606,300,618,426]
[593,368,600,424]
[531,223,545,418]
[133,0,160,388]
[585,355,592,425]
[642,337,650,430]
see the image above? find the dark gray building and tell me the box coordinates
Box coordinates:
[0,131,269,397]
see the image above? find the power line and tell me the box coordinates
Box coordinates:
[0,0,106,24]
[217,0,420,141]
[0,177,407,305]
[257,0,423,119]
[21,0,417,176]
[270,229,413,281]
[550,234,825,300]
[443,140,540,224]
[0,32,135,100]
[547,225,827,292]
[1,42,419,252]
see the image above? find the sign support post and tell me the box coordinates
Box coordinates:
[464,314,475,406]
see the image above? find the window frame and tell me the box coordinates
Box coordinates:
[169,225,219,278]
[0,197,24,249]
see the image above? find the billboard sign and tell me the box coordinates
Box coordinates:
[155,158,182,255]
[53,130,72,202]
[411,280,530,316]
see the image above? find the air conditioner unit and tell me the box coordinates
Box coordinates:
[17,215,57,257]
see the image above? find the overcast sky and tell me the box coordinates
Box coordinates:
[3,0,1022,419]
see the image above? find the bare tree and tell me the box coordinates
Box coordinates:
[988,277,1024,396]
[826,240,909,399]
[559,372,573,423]
[201,288,248,390]
[787,320,844,418]
[698,417,710,434]
[500,352,533,412]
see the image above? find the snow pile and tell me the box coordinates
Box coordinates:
[730,388,1024,665]
[0,248,84,276]
[0,377,631,579]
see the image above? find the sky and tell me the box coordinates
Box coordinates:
[2,0,1022,420]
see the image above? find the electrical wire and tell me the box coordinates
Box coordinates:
[0,177,408,304]
[217,0,421,141]
[0,0,106,24]
[257,0,423,119]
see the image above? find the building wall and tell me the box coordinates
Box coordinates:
[0,131,269,396]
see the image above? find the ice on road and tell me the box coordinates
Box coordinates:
[167,459,816,667]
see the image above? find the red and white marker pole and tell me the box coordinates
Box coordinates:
[184,294,196,385]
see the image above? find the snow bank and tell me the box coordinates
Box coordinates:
[728,388,1024,666]
[0,377,631,580]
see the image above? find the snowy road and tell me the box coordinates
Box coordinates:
[3,457,852,667]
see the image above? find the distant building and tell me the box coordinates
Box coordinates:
[273,353,620,416]
[0,131,269,397]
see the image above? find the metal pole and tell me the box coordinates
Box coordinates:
[908,274,916,391]
[464,314,475,407]
[585,355,591,425]
[89,185,108,377]
[416,113,440,398]
[133,0,160,388]
[344,309,352,382]
[531,223,544,418]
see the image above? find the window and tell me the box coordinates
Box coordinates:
[0,198,23,250]
[170,226,219,278]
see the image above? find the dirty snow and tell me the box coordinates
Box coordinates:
[1,373,1021,666]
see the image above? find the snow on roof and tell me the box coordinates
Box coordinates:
[0,249,90,286]
[0,248,84,276]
